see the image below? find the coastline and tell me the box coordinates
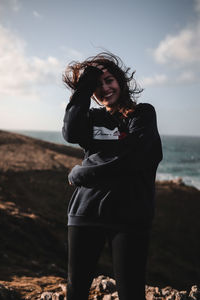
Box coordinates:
[10,128,200,191]
[0,129,200,299]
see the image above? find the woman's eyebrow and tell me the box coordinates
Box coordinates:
[104,75,114,80]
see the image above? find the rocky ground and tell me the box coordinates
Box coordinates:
[0,129,200,299]
[0,275,200,300]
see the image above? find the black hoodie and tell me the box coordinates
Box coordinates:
[62,67,163,229]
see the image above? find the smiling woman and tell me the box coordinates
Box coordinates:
[63,51,143,116]
[62,51,163,300]
[93,70,121,109]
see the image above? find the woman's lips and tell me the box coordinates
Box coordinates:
[104,92,114,99]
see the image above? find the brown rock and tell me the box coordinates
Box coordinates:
[40,291,66,300]
[91,275,117,294]
[189,285,200,300]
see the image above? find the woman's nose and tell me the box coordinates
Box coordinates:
[101,83,109,93]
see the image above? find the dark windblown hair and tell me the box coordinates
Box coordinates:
[63,51,143,117]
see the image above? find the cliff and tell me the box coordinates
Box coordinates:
[0,130,200,299]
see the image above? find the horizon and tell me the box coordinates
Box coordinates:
[3,128,200,139]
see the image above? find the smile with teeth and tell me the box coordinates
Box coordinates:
[104,92,114,99]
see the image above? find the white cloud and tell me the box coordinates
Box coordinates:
[140,74,168,87]
[0,25,62,99]
[0,0,21,14]
[140,70,200,87]
[149,0,200,86]
[33,10,42,19]
[176,71,196,83]
[68,48,83,60]
[60,46,84,61]
[153,24,200,66]
[10,0,20,11]
[194,0,200,14]
[153,0,200,67]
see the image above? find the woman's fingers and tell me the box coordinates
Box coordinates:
[90,63,107,73]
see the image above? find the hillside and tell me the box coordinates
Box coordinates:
[0,130,200,299]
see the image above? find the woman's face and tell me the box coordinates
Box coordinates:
[94,70,121,109]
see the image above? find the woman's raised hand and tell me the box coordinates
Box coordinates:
[89,62,107,73]
[75,64,104,93]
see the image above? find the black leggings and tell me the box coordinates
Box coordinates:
[67,225,150,300]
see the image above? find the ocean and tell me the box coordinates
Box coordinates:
[13,130,200,190]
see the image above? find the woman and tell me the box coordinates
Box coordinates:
[62,52,162,300]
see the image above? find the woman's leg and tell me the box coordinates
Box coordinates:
[67,226,107,300]
[110,227,150,300]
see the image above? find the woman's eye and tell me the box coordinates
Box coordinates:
[106,79,113,84]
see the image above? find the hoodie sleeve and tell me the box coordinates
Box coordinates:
[68,104,163,187]
[62,66,103,148]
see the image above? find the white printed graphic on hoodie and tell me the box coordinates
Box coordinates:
[93,126,120,140]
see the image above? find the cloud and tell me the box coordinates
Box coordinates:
[194,0,200,14]
[60,46,84,61]
[140,74,168,87]
[0,0,21,14]
[153,0,200,67]
[148,0,200,86]
[177,71,196,83]
[33,10,42,19]
[10,0,20,11]
[140,70,200,87]
[153,24,200,66]
[0,25,61,99]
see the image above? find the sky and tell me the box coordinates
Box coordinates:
[0,0,200,136]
